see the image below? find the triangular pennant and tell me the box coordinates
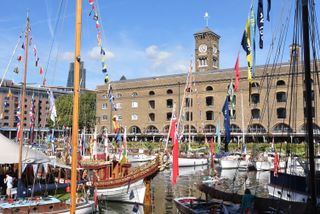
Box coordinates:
[33,46,37,57]
[39,66,43,75]
[96,20,100,29]
[13,66,19,74]
[102,63,107,73]
[104,74,109,83]
[29,37,32,46]
[35,57,39,67]
[100,48,105,55]
[93,12,99,21]
[7,89,12,97]
[21,43,25,49]
[17,55,22,61]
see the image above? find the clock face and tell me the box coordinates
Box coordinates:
[198,44,207,53]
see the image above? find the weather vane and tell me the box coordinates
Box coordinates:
[204,11,209,27]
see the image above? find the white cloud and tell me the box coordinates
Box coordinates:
[145,45,172,68]
[88,46,115,61]
[59,51,74,61]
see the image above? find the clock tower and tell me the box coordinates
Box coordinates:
[194,26,220,72]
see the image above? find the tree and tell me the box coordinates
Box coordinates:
[48,92,96,130]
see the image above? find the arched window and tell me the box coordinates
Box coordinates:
[146,125,159,133]
[252,82,260,88]
[167,89,173,94]
[272,123,292,133]
[204,124,216,133]
[276,92,287,102]
[251,93,260,104]
[230,124,241,133]
[184,125,197,133]
[206,86,213,91]
[132,92,138,97]
[206,111,214,120]
[149,91,155,96]
[248,124,266,133]
[251,109,260,119]
[276,80,286,86]
[129,126,141,134]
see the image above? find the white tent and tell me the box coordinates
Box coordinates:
[0,133,50,164]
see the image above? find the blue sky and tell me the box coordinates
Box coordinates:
[0,0,317,89]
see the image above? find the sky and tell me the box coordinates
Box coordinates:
[0,0,318,89]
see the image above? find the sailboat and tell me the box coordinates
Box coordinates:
[0,4,95,213]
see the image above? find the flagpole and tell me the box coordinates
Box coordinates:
[17,14,30,198]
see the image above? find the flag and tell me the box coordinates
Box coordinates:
[210,137,214,169]
[257,0,264,49]
[104,74,109,83]
[274,152,279,176]
[17,56,22,61]
[39,66,43,75]
[129,190,135,200]
[21,43,25,49]
[241,17,252,83]
[102,62,107,73]
[100,48,106,55]
[14,66,19,74]
[234,55,240,92]
[96,20,100,29]
[222,97,230,151]
[215,118,221,154]
[16,101,21,140]
[93,12,99,21]
[33,46,37,57]
[7,89,12,97]
[228,80,235,118]
[172,137,179,185]
[43,77,46,86]
[29,95,35,144]
[169,114,177,139]
[35,57,39,67]
[267,0,271,21]
[112,115,121,144]
[97,33,101,46]
[29,37,32,46]
[250,4,256,78]
[48,90,57,124]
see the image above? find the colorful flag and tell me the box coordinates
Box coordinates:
[35,57,39,67]
[104,74,109,83]
[95,20,100,29]
[222,97,230,151]
[267,0,271,22]
[241,17,252,83]
[250,5,256,78]
[257,0,264,49]
[16,101,21,140]
[100,48,106,55]
[112,115,121,144]
[102,63,107,73]
[48,90,57,124]
[33,46,37,57]
[234,55,240,92]
[93,13,99,21]
[7,89,12,97]
[29,95,35,144]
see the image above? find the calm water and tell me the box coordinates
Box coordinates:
[100,165,270,214]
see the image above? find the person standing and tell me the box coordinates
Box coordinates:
[4,174,13,200]
[241,188,254,214]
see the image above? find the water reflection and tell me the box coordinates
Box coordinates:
[100,165,269,213]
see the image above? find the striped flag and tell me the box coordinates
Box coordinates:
[29,95,35,144]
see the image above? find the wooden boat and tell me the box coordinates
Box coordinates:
[0,196,95,214]
[174,196,239,214]
[218,153,249,169]
[80,154,163,204]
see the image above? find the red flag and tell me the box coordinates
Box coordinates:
[17,55,22,61]
[172,137,179,185]
[169,116,176,139]
[96,20,100,29]
[234,54,240,92]
[210,137,215,169]
[39,66,43,75]
[33,46,37,57]
[274,152,279,177]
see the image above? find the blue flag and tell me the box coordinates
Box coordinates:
[222,97,231,146]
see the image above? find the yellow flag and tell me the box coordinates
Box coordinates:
[241,17,252,83]
[7,89,12,97]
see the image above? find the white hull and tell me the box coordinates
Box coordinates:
[219,159,248,169]
[178,157,208,167]
[97,179,146,204]
[268,185,320,204]
[128,154,156,163]
[254,161,273,171]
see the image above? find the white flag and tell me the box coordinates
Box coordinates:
[48,90,57,124]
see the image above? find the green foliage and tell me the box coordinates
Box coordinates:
[50,92,96,129]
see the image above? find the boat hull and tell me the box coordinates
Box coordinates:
[219,159,248,169]
[178,157,208,167]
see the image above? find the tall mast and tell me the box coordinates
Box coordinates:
[70,0,82,213]
[301,0,316,212]
[17,14,30,198]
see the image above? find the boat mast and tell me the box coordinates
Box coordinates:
[301,0,316,212]
[17,14,30,198]
[241,90,245,147]
[70,0,82,213]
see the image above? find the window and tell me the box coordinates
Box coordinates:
[166,112,172,121]
[167,89,173,94]
[132,101,138,108]
[277,108,286,119]
[206,96,214,106]
[251,94,260,104]
[206,86,213,91]
[149,100,155,109]
[149,113,155,122]
[276,92,287,102]
[3,123,9,126]
[166,99,173,108]
[149,91,155,96]
[199,57,208,67]
[3,116,9,120]
[251,109,260,119]
[185,98,193,107]
[115,103,122,109]
[185,112,193,121]
[132,92,138,97]
[101,103,107,109]
[131,114,138,121]
[206,111,214,120]
[102,115,108,121]
[276,80,286,86]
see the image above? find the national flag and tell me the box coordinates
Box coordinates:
[48,90,57,124]
[241,17,252,83]
[267,0,271,22]
[17,56,22,61]
[222,97,230,151]
[210,137,214,169]
[274,152,279,176]
[13,66,19,74]
[33,46,37,57]
[234,55,240,92]
[7,89,12,97]
[39,66,43,75]
[16,101,21,140]
[257,0,264,49]
[29,95,35,144]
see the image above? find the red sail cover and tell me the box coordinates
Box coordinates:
[172,137,179,185]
